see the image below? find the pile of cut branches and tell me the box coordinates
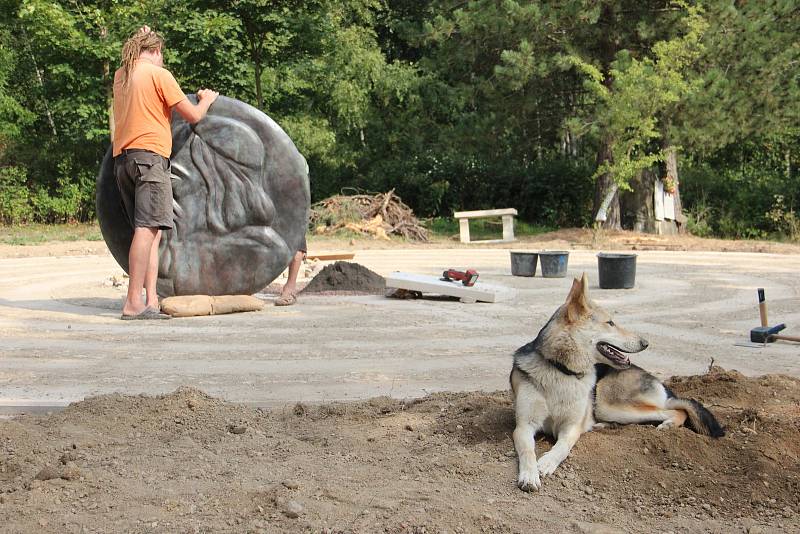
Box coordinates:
[310,190,428,242]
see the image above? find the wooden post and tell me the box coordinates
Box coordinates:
[502,215,515,242]
[459,219,471,243]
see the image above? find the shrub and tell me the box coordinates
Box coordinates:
[681,152,799,240]
[0,166,33,224]
[30,160,96,224]
[766,195,800,241]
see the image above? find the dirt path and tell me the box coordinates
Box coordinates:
[3,228,800,258]
[1,242,799,411]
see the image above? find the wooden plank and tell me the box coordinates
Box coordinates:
[453,208,518,218]
[663,192,675,220]
[502,214,515,242]
[385,272,506,303]
[458,218,471,243]
[306,253,355,261]
[654,179,665,221]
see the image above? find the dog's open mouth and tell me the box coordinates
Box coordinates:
[596,342,631,366]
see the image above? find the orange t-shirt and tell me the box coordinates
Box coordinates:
[112,60,186,158]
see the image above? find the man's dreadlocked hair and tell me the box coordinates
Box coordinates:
[120,29,164,88]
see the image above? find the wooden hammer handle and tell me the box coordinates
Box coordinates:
[758,288,768,328]
[771,334,800,343]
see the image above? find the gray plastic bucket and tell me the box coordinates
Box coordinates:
[510,252,538,277]
[597,253,637,289]
[538,251,569,278]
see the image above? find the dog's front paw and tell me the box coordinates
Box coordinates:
[517,468,542,492]
[536,452,562,477]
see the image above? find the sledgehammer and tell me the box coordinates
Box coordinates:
[750,288,800,343]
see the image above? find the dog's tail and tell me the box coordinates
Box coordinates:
[665,395,725,438]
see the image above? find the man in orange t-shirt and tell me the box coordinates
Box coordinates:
[113,26,218,319]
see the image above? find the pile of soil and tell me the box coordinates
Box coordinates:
[301,261,386,295]
[1,368,798,533]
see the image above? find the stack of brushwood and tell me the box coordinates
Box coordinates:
[310,190,429,242]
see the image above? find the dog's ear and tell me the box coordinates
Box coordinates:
[565,276,590,323]
[580,272,589,296]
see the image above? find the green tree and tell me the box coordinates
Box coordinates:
[566,3,707,228]
[1,0,797,230]
[368,0,592,216]
[680,0,800,151]
[0,26,34,147]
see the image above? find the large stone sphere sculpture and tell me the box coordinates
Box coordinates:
[96,96,310,296]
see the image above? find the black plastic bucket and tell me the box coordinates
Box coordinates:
[597,253,637,289]
[538,251,569,278]
[510,251,538,277]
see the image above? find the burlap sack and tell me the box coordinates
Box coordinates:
[210,295,265,315]
[161,295,264,317]
[161,295,213,317]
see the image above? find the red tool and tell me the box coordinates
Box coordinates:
[441,268,479,287]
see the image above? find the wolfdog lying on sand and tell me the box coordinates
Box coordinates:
[511,274,724,491]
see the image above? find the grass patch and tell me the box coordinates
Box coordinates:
[424,217,554,240]
[0,222,103,245]
[0,219,555,246]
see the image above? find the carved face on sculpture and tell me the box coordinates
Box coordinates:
[97,96,310,297]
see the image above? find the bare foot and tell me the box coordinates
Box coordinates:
[122,303,147,317]
[275,293,297,306]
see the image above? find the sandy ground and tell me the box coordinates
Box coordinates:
[2,227,800,258]
[1,234,799,410]
[1,233,799,532]
[1,369,798,533]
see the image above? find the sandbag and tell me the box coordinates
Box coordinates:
[210,295,265,315]
[161,295,213,317]
[161,295,264,317]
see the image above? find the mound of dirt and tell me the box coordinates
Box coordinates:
[300,261,385,295]
[1,370,798,533]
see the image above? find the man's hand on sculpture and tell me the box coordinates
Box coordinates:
[96,97,309,298]
[197,89,219,105]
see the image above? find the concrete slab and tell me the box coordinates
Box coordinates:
[385,272,511,303]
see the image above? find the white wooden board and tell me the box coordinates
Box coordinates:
[654,179,665,221]
[663,192,676,220]
[385,272,511,303]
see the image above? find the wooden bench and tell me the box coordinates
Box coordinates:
[453,208,518,244]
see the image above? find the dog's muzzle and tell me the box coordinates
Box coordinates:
[596,342,632,366]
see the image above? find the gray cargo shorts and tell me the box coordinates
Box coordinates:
[114,149,174,230]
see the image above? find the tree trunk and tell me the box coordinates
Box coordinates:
[785,149,791,179]
[106,69,114,140]
[253,54,263,110]
[101,27,114,141]
[593,137,620,229]
[535,111,542,159]
[244,22,264,110]
[621,168,657,233]
[663,144,686,233]
[23,30,57,137]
